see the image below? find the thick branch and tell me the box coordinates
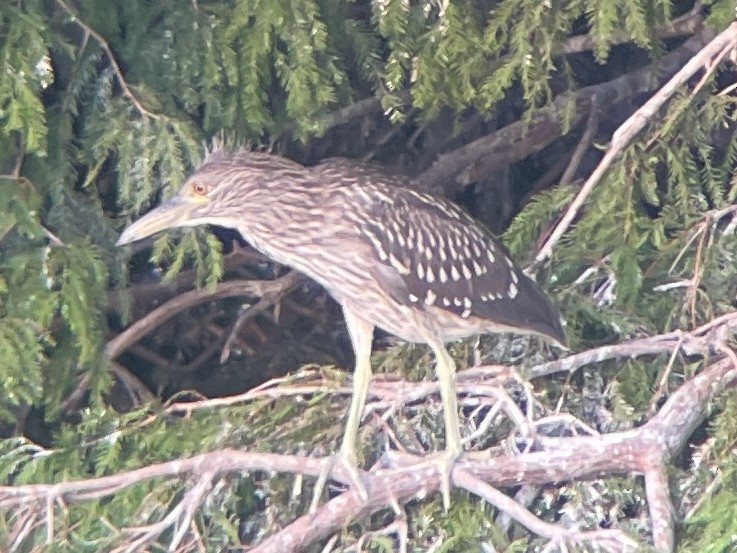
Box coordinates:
[418,25,718,195]
[313,13,702,137]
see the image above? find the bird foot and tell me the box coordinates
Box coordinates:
[424,448,461,511]
[309,450,368,513]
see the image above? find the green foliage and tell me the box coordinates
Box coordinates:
[150,228,224,291]
[503,184,578,258]
[681,392,737,552]
[705,0,737,28]
[0,318,44,421]
[0,6,50,153]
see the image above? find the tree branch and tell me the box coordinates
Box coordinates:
[105,272,303,360]
[535,21,737,264]
[55,0,158,119]
[7,308,737,551]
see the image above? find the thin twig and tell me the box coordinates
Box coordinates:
[220,273,301,362]
[559,95,600,187]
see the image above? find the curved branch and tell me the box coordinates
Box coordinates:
[105,272,303,360]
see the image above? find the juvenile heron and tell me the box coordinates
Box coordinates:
[117,150,566,509]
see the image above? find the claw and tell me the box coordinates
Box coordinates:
[310,450,368,513]
[431,447,461,511]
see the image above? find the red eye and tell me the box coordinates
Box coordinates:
[193,182,208,195]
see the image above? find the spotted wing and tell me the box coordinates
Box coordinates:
[312,159,564,343]
[361,186,564,343]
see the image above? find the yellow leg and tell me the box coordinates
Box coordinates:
[428,340,462,511]
[310,307,373,512]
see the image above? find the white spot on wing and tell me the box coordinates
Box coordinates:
[462,264,472,279]
[425,289,437,305]
[451,265,460,281]
[487,249,496,263]
[390,253,410,275]
[508,282,518,298]
[439,267,448,283]
[409,293,419,302]
[426,267,435,283]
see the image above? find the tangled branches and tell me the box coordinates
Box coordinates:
[2,313,736,552]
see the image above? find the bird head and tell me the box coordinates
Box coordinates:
[116,151,303,246]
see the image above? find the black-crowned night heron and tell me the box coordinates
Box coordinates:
[117,150,566,510]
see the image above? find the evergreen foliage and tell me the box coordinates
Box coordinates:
[0,0,736,550]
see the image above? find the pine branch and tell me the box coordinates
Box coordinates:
[535,21,737,264]
[55,0,158,119]
[418,24,720,197]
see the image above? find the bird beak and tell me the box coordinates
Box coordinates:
[116,196,205,246]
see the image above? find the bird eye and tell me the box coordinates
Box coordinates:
[193,182,208,195]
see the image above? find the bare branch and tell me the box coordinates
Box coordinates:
[558,95,600,187]
[3,352,736,552]
[106,272,303,360]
